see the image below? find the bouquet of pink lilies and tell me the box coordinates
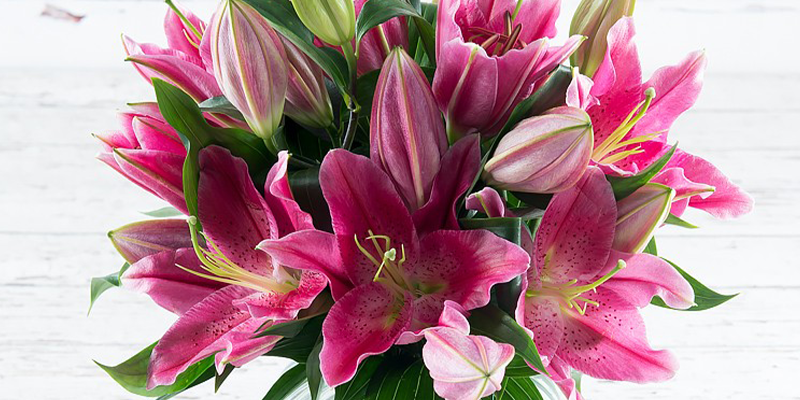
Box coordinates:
[90,0,753,398]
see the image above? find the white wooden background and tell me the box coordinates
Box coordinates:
[0,0,798,398]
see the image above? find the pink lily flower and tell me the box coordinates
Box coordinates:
[145,146,326,389]
[432,0,583,139]
[516,167,695,389]
[371,48,448,211]
[422,302,515,400]
[258,148,529,387]
[95,107,188,214]
[164,3,207,60]
[581,17,752,218]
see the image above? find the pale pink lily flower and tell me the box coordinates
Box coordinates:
[208,0,289,146]
[145,147,326,389]
[371,48,448,211]
[164,3,207,59]
[433,0,583,139]
[422,302,515,400]
[516,168,694,393]
[582,17,752,218]
[95,106,188,214]
[282,38,334,128]
[258,147,529,387]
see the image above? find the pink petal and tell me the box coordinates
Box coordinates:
[320,150,418,286]
[603,250,695,309]
[108,219,192,263]
[566,71,598,110]
[147,285,273,389]
[197,146,276,273]
[613,183,674,254]
[396,299,470,345]
[513,0,560,41]
[669,150,754,219]
[122,249,225,314]
[535,167,616,283]
[547,356,584,400]
[652,167,715,201]
[131,116,186,155]
[257,230,352,300]
[423,327,514,400]
[233,270,327,319]
[113,149,188,214]
[519,296,563,366]
[632,50,707,142]
[557,287,678,383]
[413,135,481,235]
[264,151,315,236]
[355,0,409,75]
[320,282,413,386]
[590,17,641,98]
[164,6,205,59]
[410,229,529,315]
[465,187,510,218]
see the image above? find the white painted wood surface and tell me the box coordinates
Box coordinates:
[0,0,798,398]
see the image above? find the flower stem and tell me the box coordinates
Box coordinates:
[340,42,360,150]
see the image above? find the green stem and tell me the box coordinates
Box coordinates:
[340,42,360,150]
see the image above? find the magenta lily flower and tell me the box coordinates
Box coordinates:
[582,17,752,218]
[144,146,326,389]
[258,148,529,387]
[371,48,448,211]
[433,0,583,139]
[95,107,188,214]
[516,167,694,389]
[422,301,515,400]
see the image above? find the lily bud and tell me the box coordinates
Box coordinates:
[209,0,288,148]
[570,0,636,78]
[613,183,675,253]
[108,219,193,264]
[282,38,334,128]
[291,0,355,46]
[370,48,448,211]
[95,109,188,214]
[483,106,593,194]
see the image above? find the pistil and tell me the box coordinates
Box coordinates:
[592,87,659,164]
[353,230,410,294]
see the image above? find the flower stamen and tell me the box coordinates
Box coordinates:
[527,260,627,315]
[593,88,657,164]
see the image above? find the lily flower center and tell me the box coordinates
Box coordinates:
[465,11,527,56]
[176,216,298,294]
[527,260,626,315]
[354,230,411,295]
[592,88,662,165]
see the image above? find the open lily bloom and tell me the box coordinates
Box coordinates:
[579,17,752,218]
[95,106,188,214]
[259,148,529,386]
[433,0,583,139]
[516,168,695,394]
[145,146,326,389]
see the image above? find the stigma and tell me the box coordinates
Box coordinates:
[354,230,410,294]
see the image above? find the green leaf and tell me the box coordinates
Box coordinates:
[651,259,738,311]
[243,0,350,91]
[95,342,214,397]
[497,65,573,136]
[335,357,383,400]
[496,376,543,400]
[643,237,658,256]
[664,213,699,229]
[356,0,435,66]
[198,96,245,121]
[607,144,677,200]
[459,217,522,245]
[140,206,183,218]
[365,358,441,400]
[267,314,325,362]
[88,262,129,314]
[289,168,333,232]
[256,314,320,339]
[467,304,547,374]
[504,355,538,377]
[306,339,325,400]
[355,69,381,119]
[262,364,307,400]
[215,364,235,393]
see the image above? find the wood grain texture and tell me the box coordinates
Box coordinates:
[0,0,797,399]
